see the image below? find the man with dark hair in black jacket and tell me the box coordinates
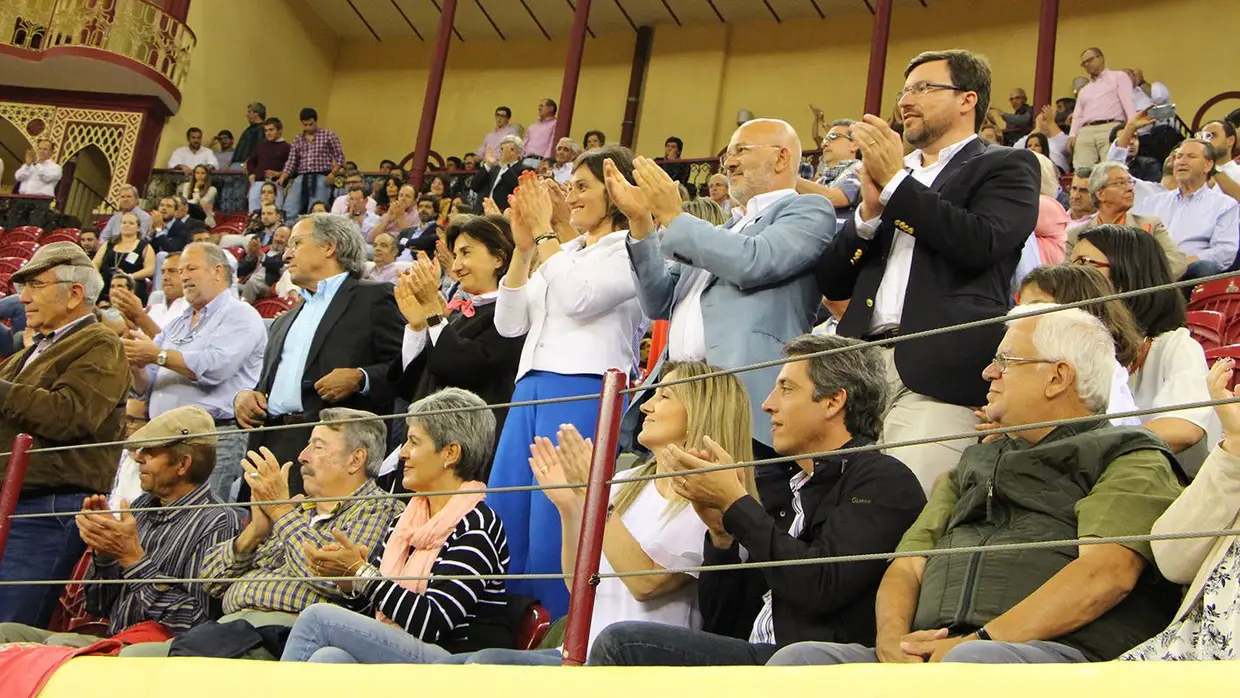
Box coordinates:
[588,334,926,666]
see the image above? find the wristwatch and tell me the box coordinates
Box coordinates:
[425,314,443,328]
[156,350,168,367]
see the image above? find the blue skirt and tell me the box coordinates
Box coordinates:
[486,371,605,619]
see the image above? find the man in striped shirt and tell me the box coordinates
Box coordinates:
[0,406,242,646]
[119,408,402,658]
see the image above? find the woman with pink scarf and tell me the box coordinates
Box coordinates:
[280,388,513,663]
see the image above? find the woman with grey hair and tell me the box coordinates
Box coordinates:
[281,388,514,664]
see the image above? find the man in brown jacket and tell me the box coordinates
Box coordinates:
[0,243,129,628]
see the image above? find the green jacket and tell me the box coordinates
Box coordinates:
[912,420,1184,661]
[0,315,129,494]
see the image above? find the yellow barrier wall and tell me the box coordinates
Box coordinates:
[38,656,1240,697]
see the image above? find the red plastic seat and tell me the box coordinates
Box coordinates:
[253,297,293,319]
[225,245,245,261]
[45,551,109,636]
[1189,278,1240,316]
[212,225,244,238]
[0,241,38,260]
[42,228,81,243]
[1187,310,1226,350]
[0,257,26,274]
[515,603,552,651]
[0,273,13,295]
[3,229,41,245]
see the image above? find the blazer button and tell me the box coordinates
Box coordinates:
[866,298,874,307]
[778,510,787,518]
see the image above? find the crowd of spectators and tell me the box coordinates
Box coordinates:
[4,43,1240,677]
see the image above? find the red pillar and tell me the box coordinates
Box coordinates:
[0,434,33,565]
[863,0,894,116]
[1032,0,1060,113]
[555,0,592,141]
[619,26,653,149]
[409,0,458,190]
[561,368,626,666]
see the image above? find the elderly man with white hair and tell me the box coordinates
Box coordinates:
[768,304,1185,667]
[607,117,836,521]
[551,137,582,186]
[471,134,532,212]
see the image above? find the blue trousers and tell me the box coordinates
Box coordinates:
[0,295,27,332]
[281,603,453,664]
[0,492,90,627]
[282,173,330,219]
[247,180,285,213]
[486,371,605,619]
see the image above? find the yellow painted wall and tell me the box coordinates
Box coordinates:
[156,0,340,167]
[168,0,1240,168]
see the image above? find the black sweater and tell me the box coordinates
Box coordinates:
[698,438,927,647]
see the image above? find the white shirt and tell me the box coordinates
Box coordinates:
[494,231,647,381]
[1130,328,1218,441]
[331,194,376,215]
[1013,132,1071,174]
[401,290,499,367]
[14,159,62,196]
[860,134,979,332]
[167,145,219,170]
[1218,160,1240,186]
[146,295,190,330]
[750,469,811,644]
[667,188,797,361]
[1108,361,1141,427]
[553,162,574,186]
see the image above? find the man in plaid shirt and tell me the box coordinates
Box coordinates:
[279,107,346,219]
[119,409,401,657]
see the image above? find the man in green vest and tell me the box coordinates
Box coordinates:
[768,304,1185,666]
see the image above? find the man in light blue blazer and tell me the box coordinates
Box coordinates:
[606,118,836,518]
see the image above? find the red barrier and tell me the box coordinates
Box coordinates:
[0,433,33,565]
[561,368,628,666]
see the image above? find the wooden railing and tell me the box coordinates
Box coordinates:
[0,0,196,88]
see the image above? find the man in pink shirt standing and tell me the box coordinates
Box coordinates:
[476,106,521,159]
[1070,47,1136,169]
[522,98,558,167]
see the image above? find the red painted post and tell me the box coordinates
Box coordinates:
[561,368,626,666]
[1032,0,1060,114]
[554,0,592,142]
[619,25,654,149]
[863,0,894,117]
[0,434,34,565]
[409,0,458,191]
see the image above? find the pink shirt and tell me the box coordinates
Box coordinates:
[1034,195,1069,265]
[477,124,521,159]
[523,118,557,159]
[1070,69,1136,137]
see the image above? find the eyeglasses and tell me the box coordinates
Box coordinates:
[1101,177,1135,189]
[719,144,781,168]
[1070,256,1111,270]
[823,132,854,143]
[895,81,963,102]
[991,352,1058,374]
[14,279,74,294]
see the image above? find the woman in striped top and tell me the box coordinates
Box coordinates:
[280,388,513,663]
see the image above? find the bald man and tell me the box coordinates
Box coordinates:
[616,118,836,519]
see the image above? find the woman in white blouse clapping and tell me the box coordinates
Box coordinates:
[489,147,648,620]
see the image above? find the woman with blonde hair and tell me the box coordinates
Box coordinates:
[463,361,757,665]
[681,197,726,226]
[1031,151,1069,264]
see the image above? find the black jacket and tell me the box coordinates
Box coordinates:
[816,140,1040,408]
[699,439,926,647]
[153,218,191,254]
[237,250,285,287]
[470,163,532,211]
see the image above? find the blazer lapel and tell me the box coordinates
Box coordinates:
[262,303,302,387]
[929,138,987,193]
[304,276,358,371]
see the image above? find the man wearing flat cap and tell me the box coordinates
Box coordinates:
[0,243,131,628]
[0,406,242,646]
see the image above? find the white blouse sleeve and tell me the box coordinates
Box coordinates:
[494,276,533,338]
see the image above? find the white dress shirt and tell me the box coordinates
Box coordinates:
[146,295,190,330]
[14,159,62,197]
[167,146,219,170]
[331,194,376,215]
[494,231,647,381]
[858,135,979,333]
[553,162,574,185]
[667,188,797,361]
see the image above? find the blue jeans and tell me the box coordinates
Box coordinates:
[0,491,90,627]
[282,173,330,219]
[766,639,1088,665]
[210,426,248,503]
[247,180,285,213]
[465,647,562,665]
[0,295,27,332]
[1182,259,1226,282]
[280,603,454,664]
[587,622,777,666]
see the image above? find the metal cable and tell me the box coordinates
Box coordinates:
[5,525,1237,587]
[10,392,1235,521]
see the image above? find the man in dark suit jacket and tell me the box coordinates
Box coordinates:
[470,135,531,212]
[233,214,403,496]
[153,195,193,254]
[815,49,1040,495]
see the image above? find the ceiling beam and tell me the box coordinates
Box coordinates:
[612,0,638,32]
[345,0,383,40]
[518,0,552,40]
[658,0,681,26]
[762,0,781,22]
[807,0,825,19]
[475,0,505,40]
[704,0,725,23]
[862,0,875,14]
[566,0,596,39]
[390,0,425,40]
[428,0,465,41]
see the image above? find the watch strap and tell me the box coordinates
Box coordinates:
[425,314,443,327]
